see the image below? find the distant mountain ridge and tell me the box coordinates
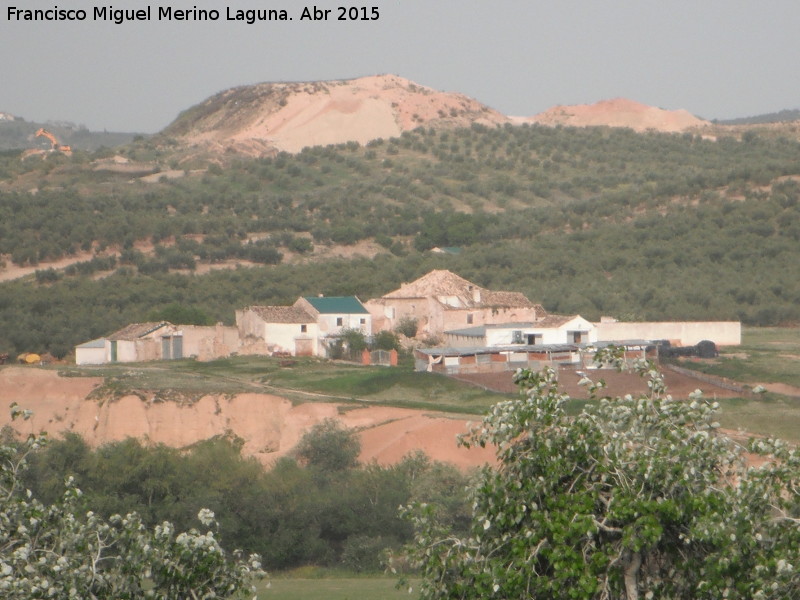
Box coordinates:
[715,108,800,125]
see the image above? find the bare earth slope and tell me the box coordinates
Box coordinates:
[0,367,494,470]
[159,75,715,157]
[519,97,710,132]
[164,74,509,155]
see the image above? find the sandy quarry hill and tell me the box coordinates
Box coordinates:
[519,97,711,133]
[155,76,729,158]
[0,367,495,470]
[163,74,509,156]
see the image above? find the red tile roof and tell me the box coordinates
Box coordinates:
[248,306,316,323]
[108,322,172,341]
[382,270,543,311]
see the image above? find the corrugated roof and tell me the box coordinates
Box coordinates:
[444,318,586,338]
[249,306,315,323]
[76,338,106,349]
[445,326,489,337]
[416,340,655,357]
[303,296,369,314]
[108,322,172,341]
[416,343,581,357]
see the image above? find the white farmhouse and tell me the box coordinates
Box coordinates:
[294,296,371,337]
[444,315,597,348]
[235,305,319,356]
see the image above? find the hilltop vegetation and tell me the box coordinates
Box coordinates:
[717,108,800,125]
[2,124,800,356]
[0,117,139,152]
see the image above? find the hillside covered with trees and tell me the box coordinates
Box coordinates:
[2,123,800,356]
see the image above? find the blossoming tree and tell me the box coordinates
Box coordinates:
[404,349,799,599]
[0,404,264,599]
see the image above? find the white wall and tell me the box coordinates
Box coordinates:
[594,321,741,346]
[75,346,107,365]
[265,322,319,356]
[110,340,139,362]
[317,313,371,336]
[485,316,597,346]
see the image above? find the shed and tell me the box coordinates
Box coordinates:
[75,338,106,366]
[107,321,180,362]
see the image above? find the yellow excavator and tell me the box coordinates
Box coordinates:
[35,128,72,155]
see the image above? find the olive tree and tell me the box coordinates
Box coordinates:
[295,418,360,472]
[404,349,799,600]
[0,404,264,599]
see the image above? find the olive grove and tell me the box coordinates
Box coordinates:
[404,349,799,599]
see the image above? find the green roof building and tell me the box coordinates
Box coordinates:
[294,296,371,337]
[301,296,370,315]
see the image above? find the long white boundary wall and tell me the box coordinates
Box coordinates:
[594,321,741,346]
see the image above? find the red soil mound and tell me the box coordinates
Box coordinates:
[522,98,709,133]
[0,367,494,470]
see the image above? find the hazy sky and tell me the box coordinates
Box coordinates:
[2,0,799,133]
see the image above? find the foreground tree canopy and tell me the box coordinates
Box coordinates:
[13,408,473,573]
[0,404,264,599]
[405,349,800,600]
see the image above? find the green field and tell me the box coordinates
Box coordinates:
[714,394,800,442]
[56,354,508,415]
[670,327,800,441]
[679,327,800,388]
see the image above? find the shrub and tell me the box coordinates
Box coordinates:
[372,330,400,351]
[295,418,360,472]
[395,316,418,338]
